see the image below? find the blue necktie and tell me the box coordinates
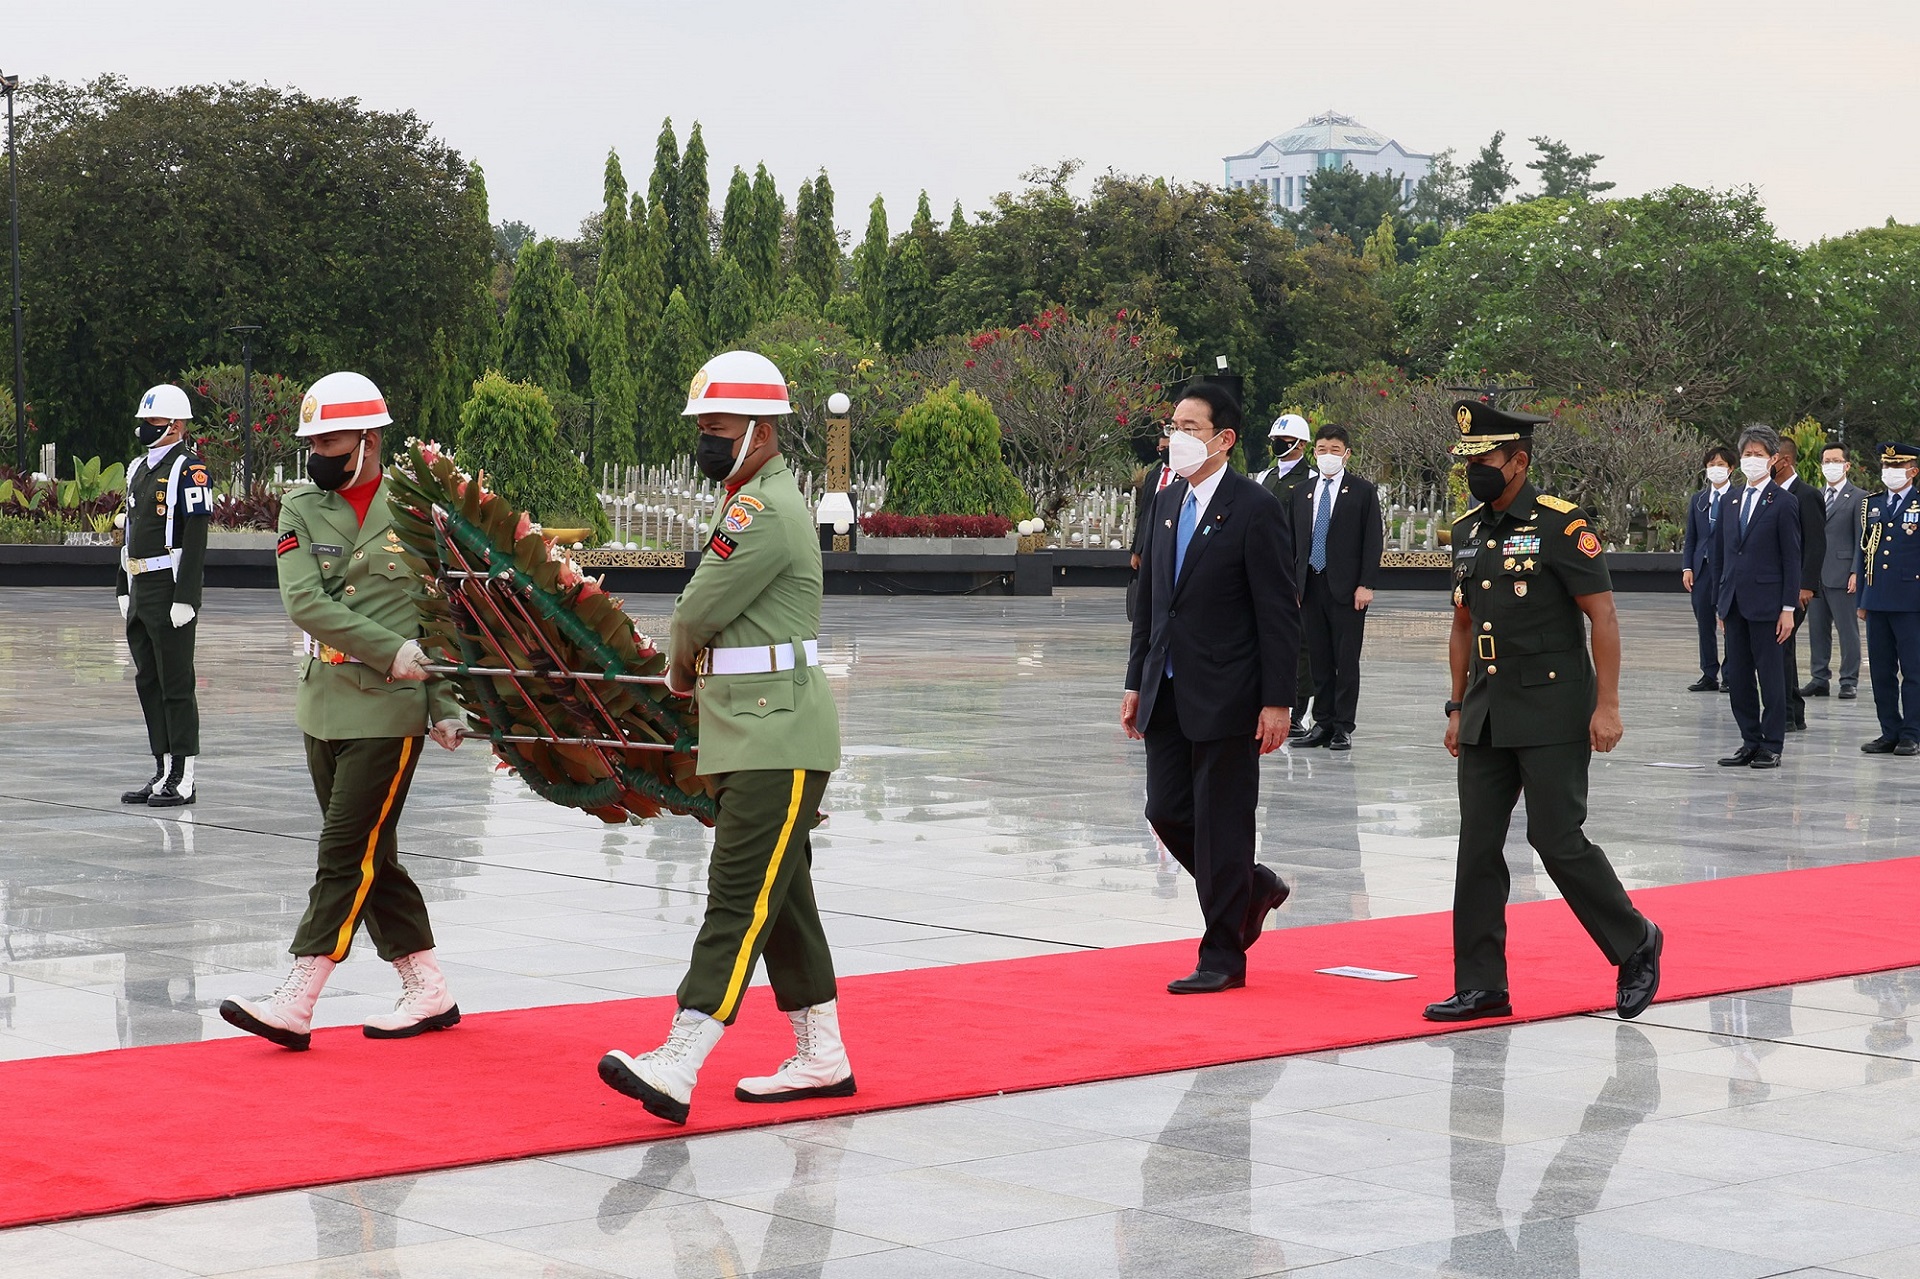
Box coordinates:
[1708,490,1720,529]
[1311,480,1333,572]
[1741,487,1756,532]
[1167,491,1198,678]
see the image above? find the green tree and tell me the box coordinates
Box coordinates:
[586,151,638,470]
[628,195,669,354]
[1526,136,1615,200]
[792,171,839,310]
[1465,132,1518,213]
[418,159,500,443]
[499,240,573,393]
[637,287,702,463]
[1284,239,1395,383]
[883,382,1029,519]
[1411,148,1473,230]
[1284,166,1408,249]
[648,116,679,289]
[1805,220,1920,442]
[880,236,936,353]
[707,255,757,349]
[675,122,714,316]
[853,194,890,341]
[950,199,967,232]
[746,163,784,306]
[454,371,612,538]
[719,166,753,260]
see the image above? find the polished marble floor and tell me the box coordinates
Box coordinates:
[3,585,1919,1276]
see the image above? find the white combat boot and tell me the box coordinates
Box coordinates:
[219,955,336,1050]
[363,949,461,1039]
[735,1000,857,1103]
[598,1008,725,1125]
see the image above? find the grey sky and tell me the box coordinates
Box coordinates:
[15,0,1918,247]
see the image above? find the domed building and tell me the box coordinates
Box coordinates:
[1223,111,1432,217]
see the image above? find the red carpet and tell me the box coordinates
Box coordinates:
[7,857,1920,1229]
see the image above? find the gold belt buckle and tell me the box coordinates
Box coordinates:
[698,647,713,676]
[1477,634,1497,661]
[319,642,348,665]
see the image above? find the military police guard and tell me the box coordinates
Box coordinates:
[599,351,851,1125]
[117,384,215,807]
[1855,443,1920,755]
[1428,401,1663,1023]
[219,372,467,1051]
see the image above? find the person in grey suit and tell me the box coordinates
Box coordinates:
[1803,441,1864,699]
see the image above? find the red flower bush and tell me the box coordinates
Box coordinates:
[858,513,1014,538]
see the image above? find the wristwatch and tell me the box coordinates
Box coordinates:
[1444,700,1463,716]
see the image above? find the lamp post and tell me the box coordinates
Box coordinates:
[225,325,261,491]
[3,71,22,478]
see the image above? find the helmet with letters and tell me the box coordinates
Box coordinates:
[134,384,193,422]
[680,350,792,417]
[297,371,394,437]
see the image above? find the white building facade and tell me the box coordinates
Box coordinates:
[1223,112,1432,217]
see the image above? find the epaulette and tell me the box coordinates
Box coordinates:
[1455,502,1485,523]
[1535,494,1578,514]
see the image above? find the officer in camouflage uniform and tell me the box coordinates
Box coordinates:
[219,371,467,1052]
[1426,400,1663,1024]
[600,350,849,1126]
[116,384,214,807]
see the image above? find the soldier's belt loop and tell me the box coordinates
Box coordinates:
[1477,635,1497,661]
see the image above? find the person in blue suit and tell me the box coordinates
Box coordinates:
[1681,445,1735,692]
[1715,424,1801,768]
[1854,442,1920,755]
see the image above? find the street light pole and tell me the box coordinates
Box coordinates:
[226,325,261,491]
[3,71,23,478]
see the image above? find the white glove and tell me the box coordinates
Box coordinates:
[169,603,196,628]
[429,719,464,751]
[388,639,430,681]
[117,595,130,621]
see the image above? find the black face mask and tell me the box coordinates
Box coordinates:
[1466,461,1511,504]
[307,439,362,492]
[135,421,168,447]
[695,423,755,483]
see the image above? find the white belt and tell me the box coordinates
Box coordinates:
[301,633,364,665]
[124,550,181,576]
[701,639,820,675]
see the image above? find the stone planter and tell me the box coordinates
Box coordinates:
[858,536,1018,555]
[208,530,280,551]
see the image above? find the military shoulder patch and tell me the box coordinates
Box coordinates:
[1563,518,1587,535]
[1576,530,1603,558]
[1536,494,1579,514]
[722,502,756,533]
[709,532,738,560]
[187,464,210,487]
[276,531,299,557]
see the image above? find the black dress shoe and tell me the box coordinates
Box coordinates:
[1717,747,1757,767]
[1748,750,1780,769]
[1801,682,1830,697]
[1288,721,1310,739]
[1240,871,1291,949]
[1839,686,1858,700]
[120,756,166,805]
[1168,969,1245,995]
[1898,740,1920,757]
[1784,720,1805,733]
[1328,730,1352,751]
[1617,921,1663,1019]
[1298,725,1334,749]
[1687,677,1720,693]
[1864,737,1898,754]
[1423,990,1512,1022]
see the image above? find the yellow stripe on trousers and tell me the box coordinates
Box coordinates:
[714,769,807,1022]
[329,737,414,962]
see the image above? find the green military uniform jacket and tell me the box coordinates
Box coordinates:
[1260,454,1314,509]
[1450,483,1611,748]
[276,477,460,741]
[669,455,840,777]
[115,444,213,607]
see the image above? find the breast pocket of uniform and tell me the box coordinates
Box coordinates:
[719,673,794,718]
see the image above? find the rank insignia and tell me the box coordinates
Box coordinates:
[276,531,299,557]
[709,531,738,560]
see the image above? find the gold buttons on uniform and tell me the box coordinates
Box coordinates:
[353,551,364,561]
[1482,622,1492,631]
[1549,671,1557,679]
[320,562,332,571]
[344,585,356,595]
[387,562,398,570]
[1486,540,1496,548]
[697,678,706,690]
[757,698,768,707]
[1481,579,1491,589]
[1487,664,1498,674]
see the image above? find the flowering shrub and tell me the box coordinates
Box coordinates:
[179,365,306,480]
[858,512,1013,538]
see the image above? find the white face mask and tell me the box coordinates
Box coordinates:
[1167,429,1215,479]
[1884,468,1912,493]
[1821,462,1846,484]
[1705,465,1730,485]
[1739,456,1771,483]
[1315,453,1345,478]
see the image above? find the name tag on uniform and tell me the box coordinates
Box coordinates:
[1502,535,1542,557]
[311,543,343,556]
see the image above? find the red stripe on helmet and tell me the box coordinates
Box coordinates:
[319,398,388,419]
[700,381,788,400]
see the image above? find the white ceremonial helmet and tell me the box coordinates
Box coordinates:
[1269,413,1311,442]
[681,350,793,417]
[134,384,193,422]
[297,371,394,437]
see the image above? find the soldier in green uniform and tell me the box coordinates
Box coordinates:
[1426,401,1663,1023]
[219,371,466,1052]
[600,350,850,1126]
[116,384,214,807]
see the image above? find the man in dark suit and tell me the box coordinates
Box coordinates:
[1716,424,1803,768]
[1681,445,1734,692]
[1122,381,1300,994]
[1291,425,1383,751]
[1772,437,1826,732]
[1805,441,1865,699]
[1262,414,1317,736]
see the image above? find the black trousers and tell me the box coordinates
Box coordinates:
[1866,609,1920,743]
[125,576,199,758]
[1689,564,1722,681]
[1302,570,1366,733]
[1144,675,1260,977]
[1453,733,1647,991]
[1784,604,1808,726]
[1723,610,1787,753]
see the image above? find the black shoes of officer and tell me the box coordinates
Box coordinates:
[1423,990,1512,1022]
[1687,677,1719,692]
[1784,719,1805,733]
[1288,720,1310,740]
[148,755,196,808]
[1329,729,1352,751]
[1298,724,1334,749]
[1616,921,1663,1019]
[1241,869,1291,949]
[1718,746,1757,767]
[1800,681,1830,697]
[1748,750,1780,769]
[121,755,167,804]
[1900,741,1920,757]
[1839,685,1858,700]
[1168,970,1245,995]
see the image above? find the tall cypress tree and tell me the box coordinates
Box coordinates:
[648,118,680,293]
[853,194,889,342]
[747,163,783,307]
[637,287,702,463]
[950,199,966,232]
[626,193,666,358]
[707,255,756,349]
[792,170,838,311]
[719,167,753,260]
[587,150,638,469]
[911,190,934,242]
[500,240,571,394]
[880,237,934,354]
[675,123,713,318]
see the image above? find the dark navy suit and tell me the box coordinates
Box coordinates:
[1853,488,1920,743]
[1682,484,1731,683]
[1715,480,1802,753]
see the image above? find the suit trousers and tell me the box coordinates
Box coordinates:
[1808,583,1862,688]
[125,575,200,758]
[1144,676,1260,978]
[1453,734,1647,991]
[1784,606,1808,726]
[678,768,836,1024]
[1689,566,1722,681]
[292,735,433,963]
[1302,570,1366,732]
[1865,611,1920,744]
[1723,611,1787,753]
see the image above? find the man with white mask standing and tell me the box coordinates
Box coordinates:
[1804,442,1865,701]
[1855,443,1920,755]
[1290,424,1383,751]
[1715,424,1801,769]
[1122,380,1300,993]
